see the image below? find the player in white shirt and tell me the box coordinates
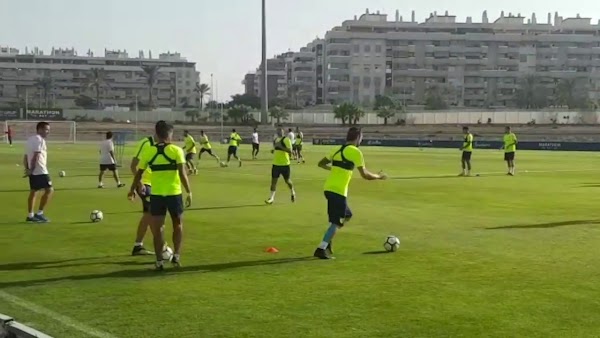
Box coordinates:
[287,128,296,160]
[251,128,260,159]
[23,122,53,223]
[98,131,126,188]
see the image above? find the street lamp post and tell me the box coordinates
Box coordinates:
[260,0,269,125]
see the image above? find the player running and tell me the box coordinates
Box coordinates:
[5,125,12,146]
[287,128,296,160]
[459,126,473,176]
[503,126,518,176]
[24,122,53,223]
[265,126,296,204]
[225,128,243,167]
[251,128,260,159]
[183,130,198,175]
[129,121,192,270]
[313,127,387,260]
[294,127,305,164]
[198,130,220,163]
[98,131,126,188]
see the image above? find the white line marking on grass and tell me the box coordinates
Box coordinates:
[0,291,118,338]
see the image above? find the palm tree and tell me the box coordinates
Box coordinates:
[556,78,588,109]
[374,95,399,125]
[516,75,548,109]
[194,83,210,110]
[34,76,54,108]
[83,68,109,109]
[227,104,251,124]
[333,102,363,125]
[376,106,396,125]
[141,65,160,108]
[287,83,304,108]
[269,106,289,124]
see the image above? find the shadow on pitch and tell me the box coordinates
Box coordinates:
[0,257,314,289]
[486,219,600,230]
[0,186,99,193]
[0,255,126,272]
[104,204,266,215]
[580,184,600,188]
[363,251,391,255]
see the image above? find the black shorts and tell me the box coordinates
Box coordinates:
[150,194,184,217]
[271,165,291,180]
[185,153,195,161]
[29,174,52,191]
[504,152,515,161]
[228,146,238,156]
[139,184,152,213]
[252,143,260,151]
[200,148,213,155]
[99,164,117,171]
[461,151,472,161]
[295,144,303,152]
[324,191,353,227]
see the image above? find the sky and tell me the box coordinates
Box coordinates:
[1,0,598,101]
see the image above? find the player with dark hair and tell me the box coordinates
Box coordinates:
[183,130,198,175]
[265,126,296,204]
[459,126,473,176]
[251,128,260,159]
[294,126,305,164]
[313,127,387,259]
[5,125,12,146]
[198,130,220,163]
[98,131,126,188]
[503,126,518,176]
[225,128,242,167]
[24,121,53,223]
[129,121,192,270]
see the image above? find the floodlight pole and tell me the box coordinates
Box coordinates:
[260,0,269,125]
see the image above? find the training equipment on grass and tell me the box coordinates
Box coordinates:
[162,246,174,261]
[5,120,76,143]
[59,171,66,177]
[113,131,133,167]
[90,210,103,222]
[383,236,400,252]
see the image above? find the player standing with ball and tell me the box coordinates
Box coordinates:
[24,122,52,223]
[313,127,387,259]
[129,121,192,270]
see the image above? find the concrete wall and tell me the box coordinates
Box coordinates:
[62,108,600,125]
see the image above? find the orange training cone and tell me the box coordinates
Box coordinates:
[266,247,279,253]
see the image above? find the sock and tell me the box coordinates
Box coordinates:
[36,210,44,215]
[173,254,180,260]
[319,223,337,247]
[99,182,103,186]
[156,260,163,266]
[318,241,329,250]
[269,191,276,200]
[291,188,296,196]
[28,212,34,218]
[135,242,143,247]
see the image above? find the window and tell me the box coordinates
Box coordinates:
[352,76,360,85]
[364,45,371,53]
[178,89,182,94]
[185,81,191,86]
[353,45,360,53]
[375,45,382,53]
[519,55,527,62]
[363,76,371,88]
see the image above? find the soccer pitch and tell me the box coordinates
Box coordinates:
[1,144,600,338]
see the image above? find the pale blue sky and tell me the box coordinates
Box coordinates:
[1,0,598,101]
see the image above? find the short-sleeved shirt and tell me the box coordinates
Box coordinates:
[184,135,197,154]
[229,133,242,147]
[323,145,365,197]
[26,135,48,175]
[463,133,473,152]
[273,136,292,166]
[137,143,186,196]
[287,132,295,144]
[295,132,303,145]
[200,135,211,149]
[99,139,115,165]
[134,137,154,186]
[251,132,259,144]
[503,133,518,153]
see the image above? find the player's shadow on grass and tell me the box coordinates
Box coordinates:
[0,187,100,193]
[0,257,314,289]
[362,251,391,255]
[486,219,600,230]
[104,204,266,215]
[580,184,600,188]
[0,255,125,272]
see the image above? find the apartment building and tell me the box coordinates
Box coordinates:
[324,10,600,107]
[0,47,200,109]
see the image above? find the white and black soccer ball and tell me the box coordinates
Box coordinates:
[219,161,227,168]
[162,246,174,261]
[383,235,400,252]
[59,171,66,177]
[90,210,103,222]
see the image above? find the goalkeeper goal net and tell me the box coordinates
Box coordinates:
[4,120,77,143]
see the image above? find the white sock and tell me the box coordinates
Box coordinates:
[135,242,143,247]
[28,212,34,218]
[98,182,103,186]
[269,191,276,200]
[36,210,43,215]
[318,241,329,250]
[291,188,296,196]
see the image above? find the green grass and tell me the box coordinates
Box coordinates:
[1,143,600,338]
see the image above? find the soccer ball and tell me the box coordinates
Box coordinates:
[162,246,174,261]
[383,236,400,252]
[59,171,66,177]
[126,119,131,124]
[219,161,227,167]
[90,210,103,222]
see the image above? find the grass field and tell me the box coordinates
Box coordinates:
[1,143,600,338]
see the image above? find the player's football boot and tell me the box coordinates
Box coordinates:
[265,199,274,205]
[34,214,50,223]
[131,245,154,256]
[171,256,181,268]
[25,216,40,223]
[326,242,333,255]
[313,248,334,260]
[291,194,296,203]
[117,183,126,188]
[155,261,164,271]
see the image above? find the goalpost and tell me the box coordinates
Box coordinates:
[4,120,77,143]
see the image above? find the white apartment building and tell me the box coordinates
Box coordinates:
[324,10,600,107]
[0,47,200,109]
